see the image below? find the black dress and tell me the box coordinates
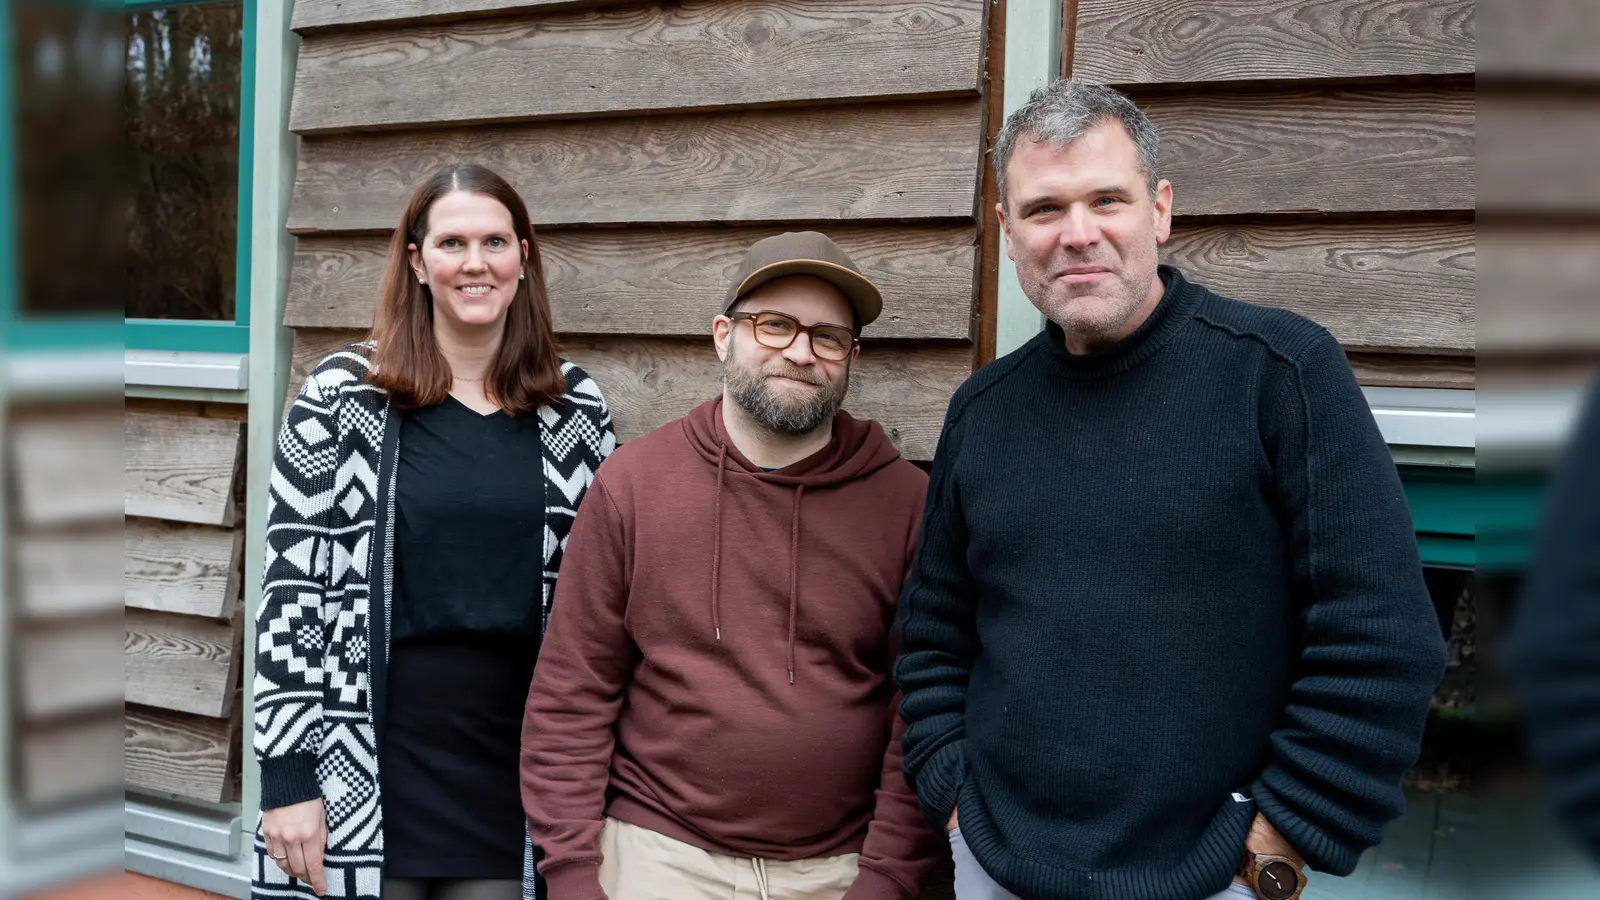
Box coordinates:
[382,396,545,880]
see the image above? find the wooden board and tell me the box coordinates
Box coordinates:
[19,715,125,808]
[1478,95,1600,215]
[1142,85,1474,216]
[1479,226,1600,353]
[289,99,984,233]
[1162,218,1474,354]
[1346,352,1474,390]
[125,412,245,527]
[15,527,124,619]
[125,608,243,719]
[7,407,123,527]
[289,0,985,133]
[125,519,245,619]
[18,617,125,719]
[294,329,971,459]
[1479,0,1600,79]
[287,225,979,340]
[293,0,622,32]
[125,705,240,804]
[1072,0,1475,84]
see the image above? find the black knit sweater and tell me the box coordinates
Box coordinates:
[1509,382,1600,862]
[895,267,1448,900]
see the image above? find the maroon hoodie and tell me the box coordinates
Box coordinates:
[522,398,937,900]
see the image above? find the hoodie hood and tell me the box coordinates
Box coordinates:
[681,396,905,485]
[681,397,906,683]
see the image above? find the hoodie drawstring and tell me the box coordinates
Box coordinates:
[710,444,728,641]
[786,484,805,685]
[709,444,805,685]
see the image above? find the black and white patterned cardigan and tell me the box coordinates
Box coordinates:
[251,344,614,900]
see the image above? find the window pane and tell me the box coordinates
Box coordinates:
[125,3,242,321]
[9,1,124,318]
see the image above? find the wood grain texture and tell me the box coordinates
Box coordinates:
[15,527,124,619]
[125,412,245,527]
[287,225,979,340]
[1162,219,1474,353]
[1479,95,1600,214]
[125,519,245,618]
[1479,226,1600,353]
[293,329,971,459]
[19,715,124,808]
[125,608,242,718]
[7,407,122,527]
[288,100,984,232]
[1479,0,1600,79]
[1346,351,1474,389]
[293,0,626,32]
[289,0,984,133]
[125,705,239,803]
[1073,0,1474,84]
[18,617,125,718]
[1145,85,1474,215]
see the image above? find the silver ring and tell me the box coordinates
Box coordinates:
[271,853,289,860]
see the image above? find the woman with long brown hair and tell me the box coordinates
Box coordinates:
[251,163,615,900]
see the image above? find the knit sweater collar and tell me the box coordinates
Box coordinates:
[1035,264,1201,380]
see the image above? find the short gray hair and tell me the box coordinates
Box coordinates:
[993,79,1161,211]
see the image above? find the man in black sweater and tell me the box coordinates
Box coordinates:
[1508,382,1600,862]
[894,79,1448,900]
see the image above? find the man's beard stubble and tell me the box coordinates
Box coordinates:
[723,343,850,437]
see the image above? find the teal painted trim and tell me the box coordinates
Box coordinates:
[4,317,125,350]
[1477,472,1548,572]
[235,0,257,328]
[127,320,251,353]
[125,0,233,10]
[1398,465,1475,538]
[1415,535,1474,570]
[1398,465,1477,570]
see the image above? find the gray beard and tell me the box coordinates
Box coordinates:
[723,357,849,437]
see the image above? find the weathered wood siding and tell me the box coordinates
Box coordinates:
[121,400,248,804]
[1069,0,1476,387]
[285,0,1001,456]
[1478,1,1600,385]
[6,405,127,809]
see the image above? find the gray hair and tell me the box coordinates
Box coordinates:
[993,79,1161,211]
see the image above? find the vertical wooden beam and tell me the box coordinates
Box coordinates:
[974,0,1006,368]
[993,0,1062,359]
[243,0,301,837]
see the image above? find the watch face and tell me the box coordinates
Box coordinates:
[1258,860,1299,900]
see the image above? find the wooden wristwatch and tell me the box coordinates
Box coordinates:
[1239,852,1306,900]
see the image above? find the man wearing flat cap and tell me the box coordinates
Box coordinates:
[522,232,940,900]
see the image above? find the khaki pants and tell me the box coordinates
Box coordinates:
[598,817,860,900]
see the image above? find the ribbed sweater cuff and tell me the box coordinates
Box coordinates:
[842,865,913,900]
[1250,780,1360,876]
[914,741,966,832]
[259,753,321,811]
[543,860,606,900]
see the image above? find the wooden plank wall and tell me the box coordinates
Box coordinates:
[1070,0,1476,388]
[120,399,249,804]
[5,406,125,809]
[1477,2,1600,388]
[284,0,1002,459]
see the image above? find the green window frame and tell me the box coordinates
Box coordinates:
[0,0,127,351]
[123,0,256,354]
